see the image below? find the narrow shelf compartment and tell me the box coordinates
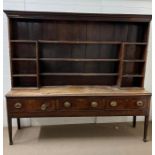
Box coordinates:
[123,61,144,75]
[124,44,146,60]
[11,42,36,58]
[12,61,37,74]
[13,77,37,87]
[121,77,143,87]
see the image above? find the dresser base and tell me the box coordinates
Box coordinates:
[6,87,151,145]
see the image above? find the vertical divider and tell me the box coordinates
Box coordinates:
[141,46,148,87]
[117,43,125,87]
[141,23,150,87]
[36,41,40,88]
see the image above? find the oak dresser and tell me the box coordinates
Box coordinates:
[4,11,152,145]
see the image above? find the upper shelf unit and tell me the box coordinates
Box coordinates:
[5,11,152,88]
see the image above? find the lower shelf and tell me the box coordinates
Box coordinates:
[121,77,143,87]
[13,77,37,87]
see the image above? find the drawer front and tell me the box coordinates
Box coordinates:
[6,96,150,117]
[105,96,148,110]
[57,97,105,111]
[7,98,56,113]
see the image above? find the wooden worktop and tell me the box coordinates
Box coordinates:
[6,86,151,97]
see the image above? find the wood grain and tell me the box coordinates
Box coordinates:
[6,86,151,97]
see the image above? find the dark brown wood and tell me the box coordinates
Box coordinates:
[117,43,125,86]
[6,95,150,116]
[7,117,13,145]
[12,58,36,61]
[39,58,120,62]
[12,74,37,77]
[133,116,136,128]
[17,118,21,129]
[4,10,152,22]
[40,73,118,76]
[39,40,122,44]
[6,12,151,87]
[4,11,152,144]
[123,75,144,77]
[143,115,149,142]
[36,42,40,87]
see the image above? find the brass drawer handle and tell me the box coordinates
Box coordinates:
[91,101,98,108]
[64,101,71,108]
[14,102,22,109]
[137,101,144,107]
[110,101,117,107]
[41,103,48,111]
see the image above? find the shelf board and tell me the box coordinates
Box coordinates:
[122,74,144,77]
[38,40,122,44]
[123,60,145,62]
[39,58,120,62]
[11,40,37,43]
[12,58,36,61]
[40,73,118,76]
[12,74,37,77]
[124,42,147,45]
[10,40,147,45]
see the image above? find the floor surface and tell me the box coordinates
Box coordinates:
[3,122,152,155]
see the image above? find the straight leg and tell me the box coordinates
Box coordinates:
[7,117,13,145]
[17,118,21,129]
[133,116,136,128]
[143,115,149,142]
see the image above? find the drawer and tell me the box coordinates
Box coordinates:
[7,98,56,113]
[105,96,148,110]
[57,97,105,111]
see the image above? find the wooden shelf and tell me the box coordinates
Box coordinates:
[40,73,118,76]
[10,40,147,45]
[123,60,145,62]
[13,74,37,77]
[38,40,122,44]
[39,58,120,62]
[124,42,147,45]
[122,75,144,77]
[11,40,37,43]
[12,58,36,61]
